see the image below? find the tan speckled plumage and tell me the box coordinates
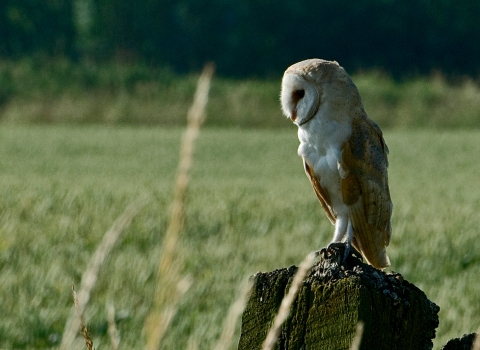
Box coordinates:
[280,59,392,269]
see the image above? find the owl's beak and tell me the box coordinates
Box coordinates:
[290,111,297,123]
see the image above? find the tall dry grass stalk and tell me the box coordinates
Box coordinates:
[60,199,147,350]
[213,279,253,350]
[472,326,480,350]
[349,321,364,350]
[262,252,316,350]
[107,302,120,350]
[72,284,94,350]
[144,63,215,350]
[186,336,199,350]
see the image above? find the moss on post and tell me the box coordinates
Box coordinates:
[238,245,440,350]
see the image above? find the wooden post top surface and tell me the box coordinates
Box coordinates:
[238,244,440,350]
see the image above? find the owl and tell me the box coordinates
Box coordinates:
[280,59,392,269]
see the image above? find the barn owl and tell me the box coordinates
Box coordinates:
[280,59,392,269]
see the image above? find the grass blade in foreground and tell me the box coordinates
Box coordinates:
[144,63,215,350]
[213,279,253,350]
[107,302,121,350]
[72,284,94,350]
[473,326,480,350]
[349,321,364,350]
[60,199,148,350]
[262,252,316,350]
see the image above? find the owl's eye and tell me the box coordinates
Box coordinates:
[295,89,305,98]
[292,89,305,104]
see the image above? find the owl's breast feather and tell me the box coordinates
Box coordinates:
[297,126,349,212]
[298,119,351,213]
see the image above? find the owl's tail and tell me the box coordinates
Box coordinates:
[352,233,390,269]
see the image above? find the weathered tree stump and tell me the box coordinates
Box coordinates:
[238,245,440,350]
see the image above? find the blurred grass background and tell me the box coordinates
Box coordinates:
[0,125,479,349]
[1,59,479,129]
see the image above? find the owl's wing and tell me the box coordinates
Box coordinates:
[340,117,392,268]
[303,159,336,225]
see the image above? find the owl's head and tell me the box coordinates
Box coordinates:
[280,59,360,126]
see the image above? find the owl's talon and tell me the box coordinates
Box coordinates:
[323,242,363,266]
[324,242,346,264]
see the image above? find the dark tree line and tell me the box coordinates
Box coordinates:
[1,0,479,77]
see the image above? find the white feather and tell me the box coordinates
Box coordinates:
[281,69,352,237]
[297,114,351,216]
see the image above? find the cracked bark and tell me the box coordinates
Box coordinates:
[238,245,440,350]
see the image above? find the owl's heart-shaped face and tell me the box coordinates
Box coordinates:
[280,59,362,129]
[280,73,320,126]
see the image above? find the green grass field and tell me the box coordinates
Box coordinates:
[0,125,479,349]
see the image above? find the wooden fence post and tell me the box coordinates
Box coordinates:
[238,245,440,350]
